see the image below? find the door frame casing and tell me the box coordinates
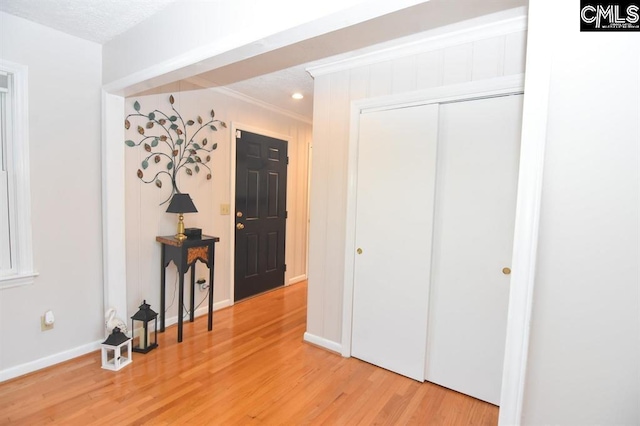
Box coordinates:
[341,74,525,390]
[229,122,292,304]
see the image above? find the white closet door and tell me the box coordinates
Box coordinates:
[426,95,523,404]
[351,104,439,381]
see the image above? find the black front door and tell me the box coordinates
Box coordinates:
[234,130,288,301]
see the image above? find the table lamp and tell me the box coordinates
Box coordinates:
[166,193,198,242]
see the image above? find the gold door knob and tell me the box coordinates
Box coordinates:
[502,267,511,275]
[236,211,243,218]
[356,248,363,255]
[236,223,245,230]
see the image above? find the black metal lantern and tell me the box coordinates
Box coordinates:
[131,300,158,353]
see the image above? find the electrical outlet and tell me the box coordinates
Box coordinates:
[41,316,54,331]
[197,278,208,291]
[220,203,230,215]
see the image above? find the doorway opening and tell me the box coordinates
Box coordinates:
[233,129,289,302]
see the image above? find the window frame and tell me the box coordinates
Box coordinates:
[0,60,37,289]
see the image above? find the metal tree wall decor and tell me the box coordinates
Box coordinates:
[124,95,227,204]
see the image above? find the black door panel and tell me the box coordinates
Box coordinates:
[235,130,287,301]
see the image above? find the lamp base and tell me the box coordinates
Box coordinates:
[175,213,187,242]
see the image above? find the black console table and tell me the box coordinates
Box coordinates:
[156,235,219,342]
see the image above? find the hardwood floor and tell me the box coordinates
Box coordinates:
[0,282,498,425]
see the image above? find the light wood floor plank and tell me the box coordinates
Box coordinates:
[0,281,498,425]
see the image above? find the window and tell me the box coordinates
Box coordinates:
[0,60,36,288]
[0,72,9,270]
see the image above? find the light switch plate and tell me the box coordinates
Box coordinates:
[220,203,230,215]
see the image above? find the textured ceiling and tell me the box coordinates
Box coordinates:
[0,0,178,43]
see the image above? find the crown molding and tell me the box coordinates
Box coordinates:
[307,8,527,78]
[185,76,313,125]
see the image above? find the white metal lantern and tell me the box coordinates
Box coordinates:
[101,327,132,371]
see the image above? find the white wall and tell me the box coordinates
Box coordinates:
[307,13,527,346]
[0,12,103,377]
[124,88,311,321]
[521,3,639,423]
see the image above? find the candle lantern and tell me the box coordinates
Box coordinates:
[101,327,132,371]
[131,300,158,353]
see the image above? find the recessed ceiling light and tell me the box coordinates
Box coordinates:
[291,93,304,100]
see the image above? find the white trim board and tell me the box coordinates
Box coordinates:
[354,74,525,114]
[497,3,551,424]
[101,92,127,321]
[0,59,36,289]
[303,332,342,354]
[288,274,307,285]
[0,299,228,382]
[307,8,527,78]
[0,340,102,383]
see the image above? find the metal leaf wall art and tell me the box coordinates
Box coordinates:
[124,95,226,204]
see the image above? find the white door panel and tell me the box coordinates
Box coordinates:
[351,104,439,381]
[425,95,523,404]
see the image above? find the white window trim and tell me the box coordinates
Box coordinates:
[0,60,37,289]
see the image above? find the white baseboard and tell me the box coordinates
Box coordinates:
[303,332,342,354]
[0,339,102,383]
[0,299,232,383]
[288,274,307,285]
[163,298,231,328]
